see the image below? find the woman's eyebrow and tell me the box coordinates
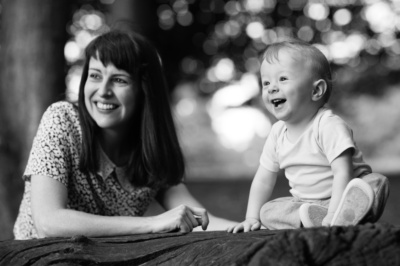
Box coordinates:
[113,72,130,76]
[112,72,132,79]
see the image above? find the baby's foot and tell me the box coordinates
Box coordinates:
[299,203,328,227]
[331,178,374,226]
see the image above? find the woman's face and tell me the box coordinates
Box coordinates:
[84,57,137,132]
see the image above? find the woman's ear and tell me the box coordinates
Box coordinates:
[311,79,327,101]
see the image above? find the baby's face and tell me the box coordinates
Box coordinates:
[260,49,318,125]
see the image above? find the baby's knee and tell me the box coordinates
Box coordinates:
[362,173,390,198]
[259,198,303,230]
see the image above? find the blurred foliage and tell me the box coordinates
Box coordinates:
[154,0,400,95]
[64,0,400,93]
[66,0,400,91]
[59,0,400,177]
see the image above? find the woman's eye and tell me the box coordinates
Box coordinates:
[114,78,128,84]
[89,73,101,79]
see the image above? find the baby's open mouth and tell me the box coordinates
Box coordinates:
[271,99,286,107]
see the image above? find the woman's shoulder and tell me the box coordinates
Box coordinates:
[40,101,81,132]
[46,101,78,114]
[44,101,79,121]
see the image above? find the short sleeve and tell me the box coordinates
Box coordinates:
[318,114,355,164]
[23,102,79,186]
[259,122,283,172]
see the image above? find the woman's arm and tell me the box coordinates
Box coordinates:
[31,175,206,237]
[323,148,353,225]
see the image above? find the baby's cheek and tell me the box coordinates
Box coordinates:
[261,93,270,107]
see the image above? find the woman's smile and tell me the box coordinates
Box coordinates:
[95,101,119,111]
[84,57,137,131]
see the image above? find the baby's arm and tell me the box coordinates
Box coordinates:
[227,166,277,233]
[323,148,353,225]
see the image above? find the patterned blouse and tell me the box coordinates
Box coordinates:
[13,101,163,239]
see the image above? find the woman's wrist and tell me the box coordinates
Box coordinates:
[145,216,160,234]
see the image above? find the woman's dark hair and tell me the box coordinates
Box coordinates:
[77,29,184,187]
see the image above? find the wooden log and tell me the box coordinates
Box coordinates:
[0,223,399,265]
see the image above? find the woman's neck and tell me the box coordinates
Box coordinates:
[99,129,132,166]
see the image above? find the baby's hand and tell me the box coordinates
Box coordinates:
[226,218,261,233]
[322,212,335,226]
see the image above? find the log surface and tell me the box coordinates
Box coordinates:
[0,223,399,265]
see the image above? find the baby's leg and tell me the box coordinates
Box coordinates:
[259,197,304,230]
[360,173,390,223]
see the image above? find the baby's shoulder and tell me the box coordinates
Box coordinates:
[269,120,286,139]
[271,120,286,133]
[313,108,352,141]
[315,108,347,128]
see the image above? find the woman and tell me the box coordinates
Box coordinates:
[14,29,230,239]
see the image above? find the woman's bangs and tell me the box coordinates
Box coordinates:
[86,34,138,75]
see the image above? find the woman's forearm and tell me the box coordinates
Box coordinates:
[35,209,154,238]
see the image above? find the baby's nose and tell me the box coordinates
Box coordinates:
[268,84,279,93]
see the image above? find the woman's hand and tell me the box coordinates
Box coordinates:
[226,218,261,233]
[150,205,209,233]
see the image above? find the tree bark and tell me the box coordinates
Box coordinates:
[0,0,70,240]
[0,224,399,265]
[107,0,157,39]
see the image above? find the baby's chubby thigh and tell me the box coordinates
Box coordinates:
[260,196,304,230]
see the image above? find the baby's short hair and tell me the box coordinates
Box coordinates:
[261,39,332,103]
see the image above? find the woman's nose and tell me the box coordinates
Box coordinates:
[98,81,113,97]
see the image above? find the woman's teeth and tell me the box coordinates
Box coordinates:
[96,102,117,110]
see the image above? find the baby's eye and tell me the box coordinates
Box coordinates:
[262,81,270,87]
[279,76,288,81]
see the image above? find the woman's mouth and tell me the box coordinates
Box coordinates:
[96,102,118,110]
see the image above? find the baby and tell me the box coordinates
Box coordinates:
[228,40,389,232]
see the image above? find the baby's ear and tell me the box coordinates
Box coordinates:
[311,79,327,101]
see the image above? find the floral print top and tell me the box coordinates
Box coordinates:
[13,101,163,239]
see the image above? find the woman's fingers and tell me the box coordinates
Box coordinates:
[175,205,208,232]
[154,205,209,233]
[184,209,199,229]
[173,205,193,232]
[187,206,209,230]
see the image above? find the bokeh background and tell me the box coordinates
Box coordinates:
[0,0,399,240]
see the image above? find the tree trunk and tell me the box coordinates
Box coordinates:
[107,0,157,39]
[0,224,399,265]
[0,0,70,240]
